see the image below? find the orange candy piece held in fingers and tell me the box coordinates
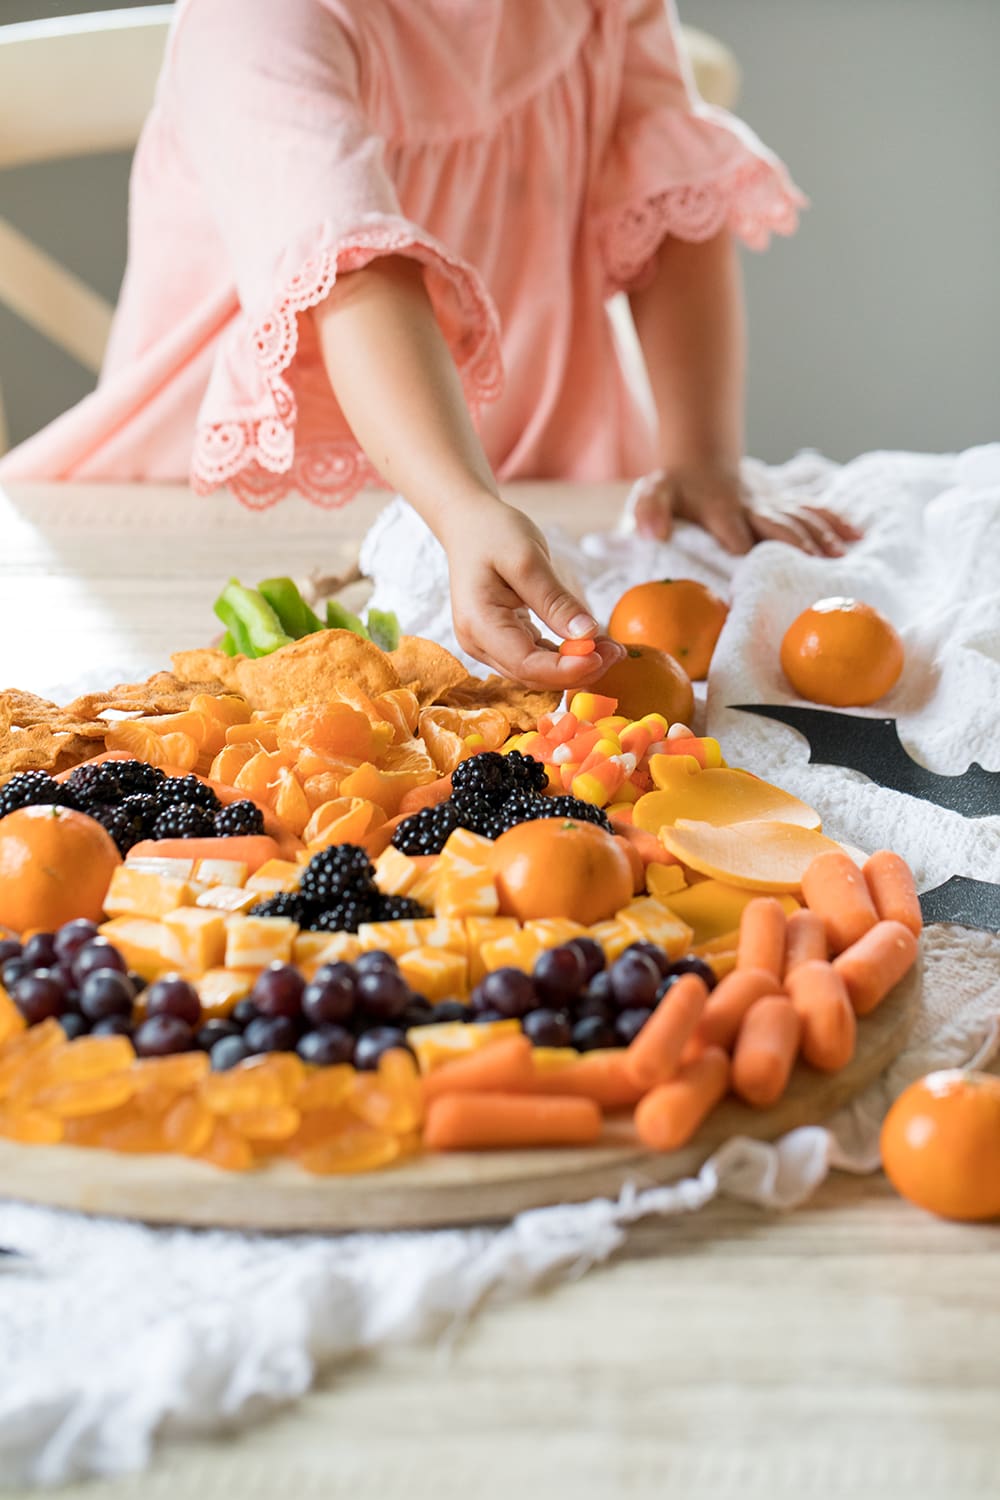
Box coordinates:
[559,638,596,657]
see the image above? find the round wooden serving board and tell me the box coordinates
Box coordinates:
[0,969,919,1232]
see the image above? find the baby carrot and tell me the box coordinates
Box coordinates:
[731,996,801,1109]
[696,967,780,1052]
[785,960,856,1072]
[833,920,919,1016]
[736,897,787,979]
[529,1050,644,1110]
[783,909,828,976]
[423,1092,602,1150]
[634,1047,731,1152]
[623,973,707,1091]
[801,850,879,954]
[863,851,922,937]
[422,1035,534,1104]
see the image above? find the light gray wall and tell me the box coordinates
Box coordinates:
[1,0,998,461]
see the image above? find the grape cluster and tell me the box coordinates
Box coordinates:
[391,749,611,854]
[469,939,716,1051]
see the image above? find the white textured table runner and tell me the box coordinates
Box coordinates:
[1,447,998,1488]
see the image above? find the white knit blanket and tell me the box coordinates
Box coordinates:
[2,448,998,1487]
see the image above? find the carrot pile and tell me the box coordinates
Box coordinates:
[420,849,921,1154]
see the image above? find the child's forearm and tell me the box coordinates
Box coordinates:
[628,230,745,470]
[312,256,501,539]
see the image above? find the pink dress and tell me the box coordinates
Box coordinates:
[0,0,803,509]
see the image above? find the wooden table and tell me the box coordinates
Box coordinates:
[2,480,998,1500]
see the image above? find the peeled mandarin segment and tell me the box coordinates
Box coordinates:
[297,1123,400,1175]
[162,1094,215,1154]
[199,1120,256,1172]
[229,1105,302,1142]
[350,1075,420,1135]
[226,721,277,750]
[0,1019,64,1098]
[304,799,382,853]
[37,1074,136,1118]
[190,692,252,729]
[276,703,375,758]
[242,1051,307,1101]
[296,1065,355,1112]
[637,762,822,832]
[0,1105,63,1144]
[658,820,843,894]
[271,767,312,837]
[33,1035,135,1086]
[200,1069,286,1115]
[284,1105,354,1155]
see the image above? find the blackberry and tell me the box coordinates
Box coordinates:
[65,759,163,810]
[545,796,613,833]
[312,894,379,934]
[121,793,161,835]
[0,770,72,818]
[299,843,376,904]
[155,774,221,813]
[375,894,430,922]
[391,800,462,855]
[151,801,216,840]
[109,760,168,797]
[451,751,512,808]
[248,892,322,925]
[213,800,265,837]
[93,802,148,855]
[503,749,549,794]
[497,790,549,833]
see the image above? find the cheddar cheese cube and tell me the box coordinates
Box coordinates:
[523,918,586,951]
[438,827,494,874]
[163,907,228,974]
[586,920,636,962]
[434,866,499,919]
[103,867,196,920]
[480,929,544,974]
[408,1017,521,1075]
[224,915,297,969]
[398,945,468,1002]
[373,846,420,897]
[193,858,250,889]
[244,859,302,896]
[125,856,196,880]
[464,916,521,987]
[195,967,257,1017]
[195,885,261,915]
[646,863,688,900]
[97,917,180,982]
[615,896,694,959]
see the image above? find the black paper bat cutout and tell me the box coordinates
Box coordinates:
[918,876,1000,934]
[729,705,1000,819]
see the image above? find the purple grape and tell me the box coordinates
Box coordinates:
[472,1008,506,1024]
[196,1018,242,1050]
[575,991,616,1024]
[78,968,135,1022]
[655,974,681,1002]
[431,1000,473,1023]
[297,1024,356,1066]
[59,1012,90,1041]
[615,1007,652,1045]
[12,971,66,1024]
[2,958,31,990]
[473,967,535,1019]
[353,1026,412,1071]
[133,1013,194,1056]
[302,963,355,1026]
[533,946,585,1006]
[127,971,148,995]
[670,956,717,990]
[354,950,398,976]
[609,951,661,1009]
[355,968,411,1020]
[230,998,259,1027]
[145,976,202,1027]
[571,1015,618,1051]
[585,969,614,1004]
[53,920,99,964]
[72,939,127,983]
[243,1014,298,1054]
[210,1034,251,1071]
[251,962,306,1019]
[622,940,672,978]
[523,1009,573,1047]
[91,1015,133,1038]
[568,936,605,981]
[21,932,57,970]
[398,997,436,1028]
[0,938,22,967]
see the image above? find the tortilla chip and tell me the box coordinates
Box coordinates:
[0,725,92,780]
[388,637,471,706]
[171,649,240,691]
[62,672,223,721]
[232,631,400,711]
[439,674,559,730]
[0,689,66,729]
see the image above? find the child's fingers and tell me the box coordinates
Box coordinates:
[802,505,863,542]
[506,548,599,642]
[460,605,617,689]
[748,508,825,556]
[629,473,675,541]
[788,508,847,557]
[692,495,755,555]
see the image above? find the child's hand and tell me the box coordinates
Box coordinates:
[629,463,862,557]
[440,498,625,689]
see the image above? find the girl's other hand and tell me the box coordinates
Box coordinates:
[629,463,862,558]
[441,498,625,688]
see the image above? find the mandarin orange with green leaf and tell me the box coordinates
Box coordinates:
[781,597,904,707]
[591,642,694,723]
[608,578,728,680]
[0,804,121,934]
[491,818,634,925]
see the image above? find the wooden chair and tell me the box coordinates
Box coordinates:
[0,6,739,456]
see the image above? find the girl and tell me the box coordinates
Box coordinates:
[0,0,857,685]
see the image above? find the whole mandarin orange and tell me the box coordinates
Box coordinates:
[780,597,904,707]
[0,804,121,935]
[880,1070,1000,1221]
[608,578,728,680]
[491,818,634,925]
[591,643,694,724]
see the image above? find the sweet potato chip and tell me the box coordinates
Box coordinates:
[232,632,399,710]
[439,674,559,729]
[63,672,224,721]
[170,650,241,690]
[0,726,99,781]
[0,689,65,729]
[388,637,471,706]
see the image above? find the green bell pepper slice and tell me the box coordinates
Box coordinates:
[213,580,293,658]
[258,577,324,640]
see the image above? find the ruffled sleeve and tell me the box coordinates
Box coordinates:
[594,0,807,295]
[168,0,501,506]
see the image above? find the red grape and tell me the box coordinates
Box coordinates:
[615,1007,652,1045]
[297,1025,356,1066]
[251,963,306,1019]
[134,1014,194,1056]
[243,1014,298,1054]
[79,969,135,1021]
[533,946,585,1005]
[353,1026,412,1070]
[609,951,661,1009]
[622,940,672,978]
[355,968,411,1020]
[571,1015,618,1051]
[0,939,22,967]
[91,1016,132,1038]
[669,956,717,990]
[59,1012,90,1040]
[210,1035,251,1071]
[72,940,127,983]
[475,967,535,1018]
[145,976,202,1026]
[53,920,99,964]
[12,971,66,1025]
[355,950,398,975]
[523,1009,573,1047]
[302,963,355,1026]
[568,936,605,981]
